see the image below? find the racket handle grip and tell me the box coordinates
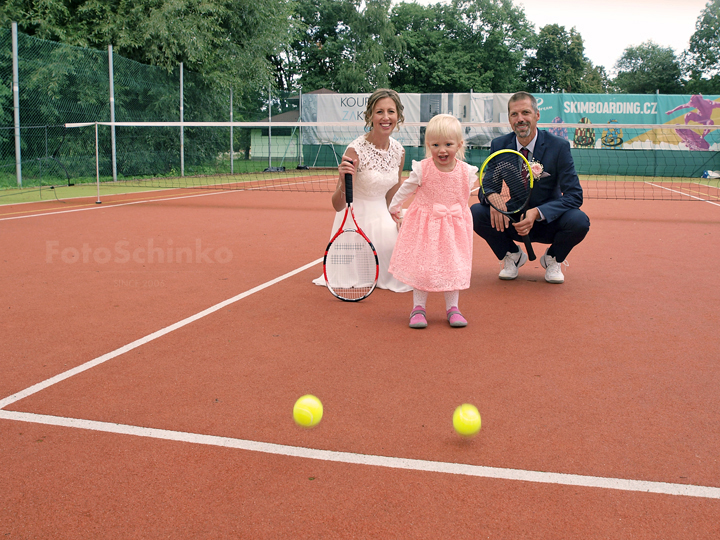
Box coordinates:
[522,235,536,261]
[344,173,353,204]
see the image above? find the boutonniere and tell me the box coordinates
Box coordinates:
[530,160,550,179]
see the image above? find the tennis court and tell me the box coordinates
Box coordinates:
[1,183,719,538]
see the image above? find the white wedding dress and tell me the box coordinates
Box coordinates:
[313,135,412,293]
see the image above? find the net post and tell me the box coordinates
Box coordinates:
[230,88,234,175]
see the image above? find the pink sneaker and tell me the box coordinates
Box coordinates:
[409,306,427,329]
[446,307,467,328]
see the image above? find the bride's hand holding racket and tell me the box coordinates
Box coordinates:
[338,157,356,180]
[333,157,356,210]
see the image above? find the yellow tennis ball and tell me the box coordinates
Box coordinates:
[453,404,481,436]
[293,395,323,428]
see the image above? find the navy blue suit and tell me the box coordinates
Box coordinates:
[471,129,590,262]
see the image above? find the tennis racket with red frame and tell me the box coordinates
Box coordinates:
[323,173,379,301]
[479,149,537,261]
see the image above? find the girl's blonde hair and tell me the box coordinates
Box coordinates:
[424,114,465,160]
[364,89,405,129]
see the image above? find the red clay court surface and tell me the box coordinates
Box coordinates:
[1,186,719,539]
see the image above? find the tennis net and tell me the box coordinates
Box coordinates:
[52,121,720,201]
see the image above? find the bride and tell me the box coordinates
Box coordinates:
[313,88,411,293]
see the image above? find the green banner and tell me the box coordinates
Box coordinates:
[536,93,720,151]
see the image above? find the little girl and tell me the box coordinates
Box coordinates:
[388,114,477,328]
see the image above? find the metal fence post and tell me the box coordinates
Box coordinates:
[180,62,184,177]
[298,90,303,166]
[268,85,272,168]
[12,22,22,187]
[109,44,117,182]
[95,122,101,204]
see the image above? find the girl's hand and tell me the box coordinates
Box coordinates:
[391,209,405,230]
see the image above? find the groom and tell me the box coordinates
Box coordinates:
[470,92,590,284]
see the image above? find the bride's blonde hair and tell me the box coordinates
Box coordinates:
[424,114,465,160]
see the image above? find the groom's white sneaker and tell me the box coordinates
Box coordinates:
[540,249,568,284]
[499,250,527,280]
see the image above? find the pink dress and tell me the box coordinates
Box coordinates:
[389,158,476,292]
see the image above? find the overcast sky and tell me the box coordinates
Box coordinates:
[405,0,709,73]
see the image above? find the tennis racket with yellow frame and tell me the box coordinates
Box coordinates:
[479,149,536,261]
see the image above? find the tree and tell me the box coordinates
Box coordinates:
[388,0,533,93]
[577,63,611,94]
[0,0,297,98]
[284,0,401,93]
[613,41,684,94]
[524,24,586,93]
[453,0,534,93]
[389,2,492,93]
[684,0,720,94]
[337,0,400,92]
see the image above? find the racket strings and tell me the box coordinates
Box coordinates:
[325,231,378,300]
[483,155,531,214]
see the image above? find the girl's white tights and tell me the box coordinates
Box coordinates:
[413,289,460,311]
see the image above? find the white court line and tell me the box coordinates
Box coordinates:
[694,182,720,191]
[0,178,333,221]
[1,410,718,500]
[646,182,720,207]
[0,188,237,221]
[0,258,322,409]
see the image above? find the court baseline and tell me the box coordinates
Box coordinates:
[0,178,335,220]
[0,188,248,221]
[647,182,720,204]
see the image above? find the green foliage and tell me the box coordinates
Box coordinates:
[523,24,609,94]
[387,0,533,93]
[524,24,586,93]
[451,0,534,93]
[577,63,611,94]
[683,0,720,93]
[613,41,684,94]
[0,1,297,185]
[286,0,533,94]
[389,2,494,93]
[0,29,13,149]
[4,0,717,189]
[0,0,297,97]
[285,0,400,93]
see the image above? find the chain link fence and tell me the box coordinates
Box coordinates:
[0,25,298,189]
